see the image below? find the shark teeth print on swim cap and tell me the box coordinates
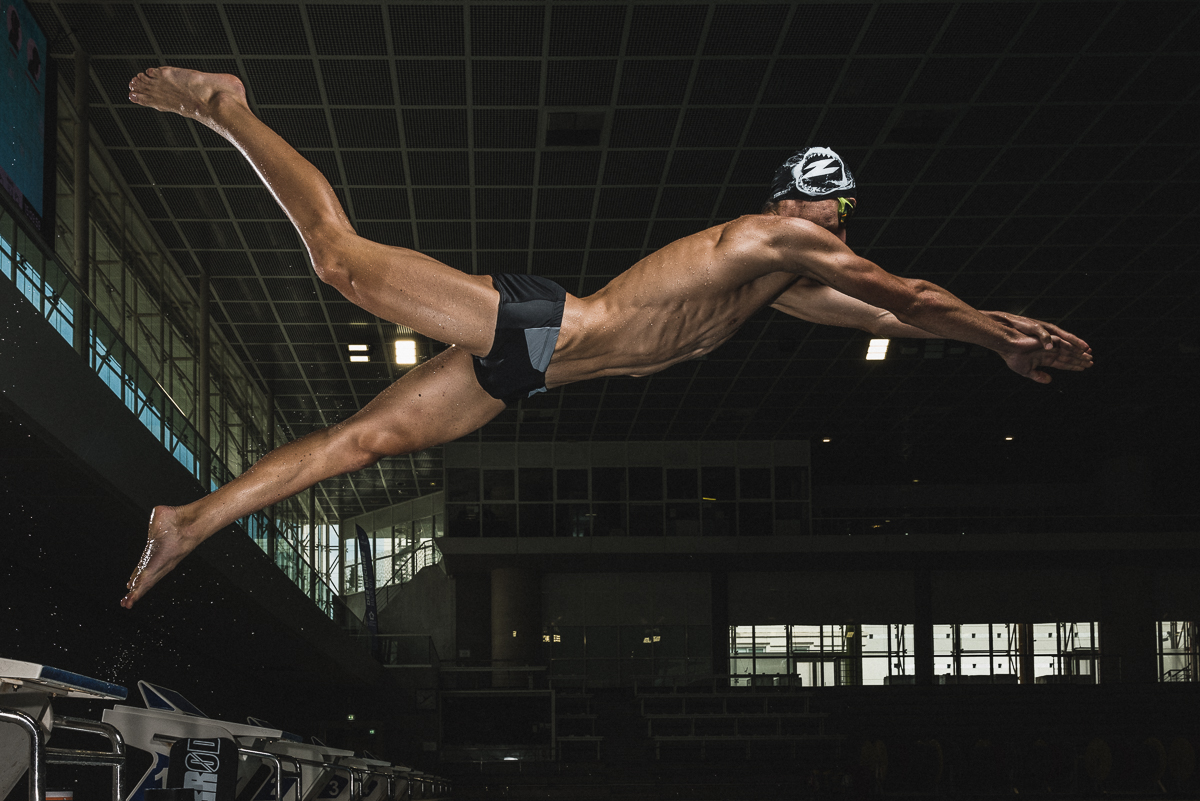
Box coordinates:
[770,147,856,202]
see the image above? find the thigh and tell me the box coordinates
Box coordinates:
[341,345,507,457]
[333,235,500,356]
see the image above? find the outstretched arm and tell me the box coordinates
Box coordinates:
[757,217,1093,382]
[770,277,939,338]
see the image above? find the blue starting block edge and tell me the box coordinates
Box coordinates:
[0,657,128,700]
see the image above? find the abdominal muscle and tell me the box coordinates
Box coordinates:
[543,219,799,388]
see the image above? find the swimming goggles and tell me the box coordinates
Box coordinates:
[837,196,856,226]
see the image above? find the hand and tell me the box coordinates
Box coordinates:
[981,310,1092,355]
[1000,332,1093,383]
[982,311,1093,383]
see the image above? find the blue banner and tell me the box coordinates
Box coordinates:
[355,525,379,651]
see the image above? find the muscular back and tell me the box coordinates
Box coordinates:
[545,215,808,386]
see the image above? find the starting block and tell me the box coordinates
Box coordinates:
[103,681,303,801]
[4,666,453,801]
[0,656,129,801]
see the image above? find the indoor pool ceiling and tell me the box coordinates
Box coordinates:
[31,1,1199,516]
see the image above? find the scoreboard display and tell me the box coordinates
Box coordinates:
[2,0,52,236]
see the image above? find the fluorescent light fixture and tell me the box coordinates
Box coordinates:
[866,338,890,360]
[349,354,369,363]
[347,344,369,352]
[822,438,831,443]
[1005,436,1013,441]
[395,339,417,365]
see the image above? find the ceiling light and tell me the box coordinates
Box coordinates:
[347,344,369,352]
[349,355,369,363]
[1005,436,1013,441]
[395,339,417,365]
[866,339,889,360]
[822,438,831,443]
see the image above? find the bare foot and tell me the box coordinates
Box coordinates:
[121,506,202,609]
[127,66,247,128]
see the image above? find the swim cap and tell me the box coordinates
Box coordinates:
[769,147,856,202]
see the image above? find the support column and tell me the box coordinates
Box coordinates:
[845,621,863,686]
[490,567,541,687]
[711,571,729,680]
[71,45,89,359]
[1018,623,1035,684]
[914,568,934,685]
[308,487,318,598]
[1100,567,1157,683]
[197,269,211,487]
[266,383,276,565]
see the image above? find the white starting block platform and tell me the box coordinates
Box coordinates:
[0,656,129,801]
[102,681,450,801]
[2,657,450,801]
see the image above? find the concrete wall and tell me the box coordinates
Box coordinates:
[345,564,458,661]
[542,572,711,627]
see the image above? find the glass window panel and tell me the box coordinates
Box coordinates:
[665,503,699,536]
[519,503,554,537]
[739,467,772,500]
[738,502,772,536]
[447,504,480,536]
[557,468,588,500]
[519,467,553,501]
[629,504,664,536]
[701,501,736,536]
[447,468,479,502]
[756,625,788,654]
[592,467,626,502]
[481,504,517,537]
[774,466,808,500]
[960,623,992,652]
[556,503,591,537]
[791,625,821,654]
[628,467,662,501]
[592,503,625,536]
[774,502,808,535]
[824,625,848,652]
[934,624,955,655]
[416,517,433,541]
[796,659,838,687]
[701,466,735,500]
[482,469,515,500]
[1033,623,1059,653]
[666,468,698,499]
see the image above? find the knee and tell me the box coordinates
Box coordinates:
[335,423,414,471]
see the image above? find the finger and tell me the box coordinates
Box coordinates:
[1043,322,1090,351]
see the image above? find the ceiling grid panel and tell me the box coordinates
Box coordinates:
[583,5,636,442]
[917,0,1128,302]
[705,2,796,230]
[976,2,1200,314]
[636,3,716,258]
[580,4,632,289]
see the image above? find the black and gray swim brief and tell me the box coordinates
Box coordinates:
[472,273,566,403]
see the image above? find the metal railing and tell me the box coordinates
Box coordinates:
[0,710,127,801]
[1,195,340,618]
